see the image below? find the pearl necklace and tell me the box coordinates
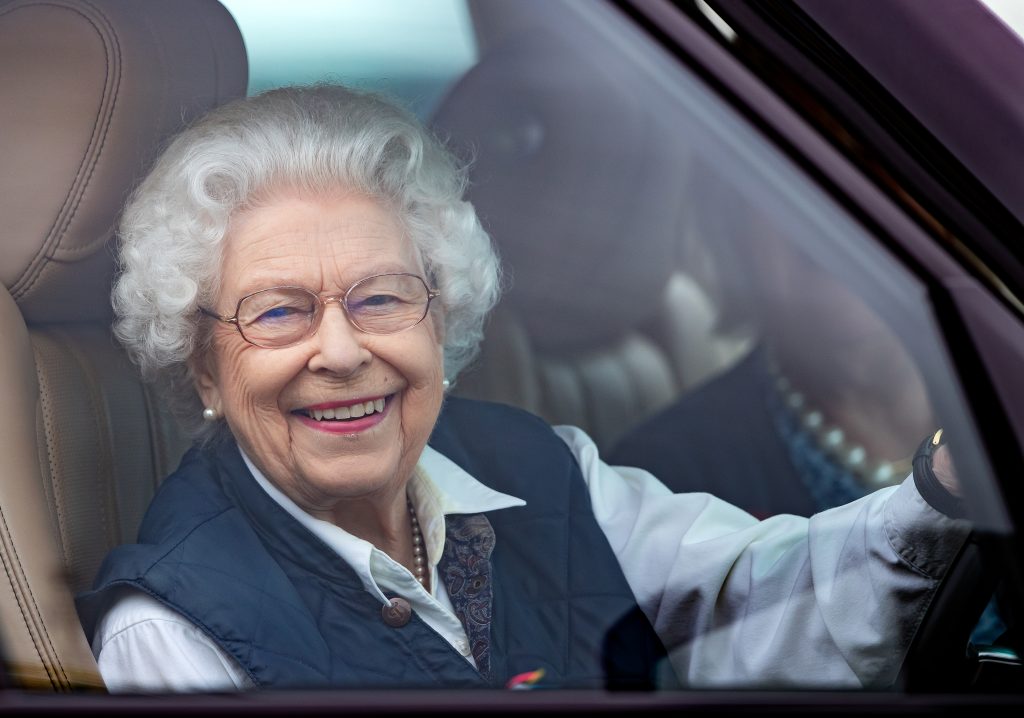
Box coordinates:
[408,499,429,589]
[771,370,911,489]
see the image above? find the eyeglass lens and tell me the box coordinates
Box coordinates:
[237,274,432,347]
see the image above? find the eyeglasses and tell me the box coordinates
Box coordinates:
[200,273,440,349]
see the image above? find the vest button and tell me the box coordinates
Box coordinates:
[382,597,412,627]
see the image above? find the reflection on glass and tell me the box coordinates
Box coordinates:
[610,167,934,516]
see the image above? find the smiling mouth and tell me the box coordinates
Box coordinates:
[295,396,389,422]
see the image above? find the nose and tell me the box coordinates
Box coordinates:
[305,302,373,375]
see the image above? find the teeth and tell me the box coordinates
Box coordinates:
[305,397,386,421]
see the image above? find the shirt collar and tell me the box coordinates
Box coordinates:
[414,444,526,515]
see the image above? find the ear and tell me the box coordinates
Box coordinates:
[189,348,223,414]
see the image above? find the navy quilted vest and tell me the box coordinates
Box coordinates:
[77,398,665,689]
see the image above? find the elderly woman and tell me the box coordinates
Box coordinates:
[76,85,968,693]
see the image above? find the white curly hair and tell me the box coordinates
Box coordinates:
[113,85,501,441]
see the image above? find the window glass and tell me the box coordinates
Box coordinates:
[8,0,1013,702]
[433,0,1007,689]
[219,0,477,118]
[223,0,1006,692]
[446,0,998,521]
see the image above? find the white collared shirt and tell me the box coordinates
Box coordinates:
[241,446,523,667]
[91,426,969,693]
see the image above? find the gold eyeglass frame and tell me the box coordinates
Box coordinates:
[199,272,440,349]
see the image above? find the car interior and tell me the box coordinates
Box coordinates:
[0,0,1017,699]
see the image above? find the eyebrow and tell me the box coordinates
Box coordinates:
[237,264,423,296]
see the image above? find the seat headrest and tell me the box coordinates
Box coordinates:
[432,31,686,353]
[0,0,247,323]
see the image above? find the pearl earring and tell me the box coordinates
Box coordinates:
[202,407,219,421]
[442,378,451,389]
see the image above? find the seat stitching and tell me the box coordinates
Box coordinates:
[29,337,73,688]
[31,338,69,566]
[0,505,61,690]
[49,0,122,261]
[10,1,122,299]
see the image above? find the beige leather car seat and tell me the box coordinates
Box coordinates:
[0,0,246,689]
[434,30,738,449]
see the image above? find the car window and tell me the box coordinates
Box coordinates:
[434,0,997,519]
[456,0,1009,689]
[208,0,1010,692]
[4,0,1020,706]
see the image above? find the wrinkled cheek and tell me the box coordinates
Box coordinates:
[225,377,287,440]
